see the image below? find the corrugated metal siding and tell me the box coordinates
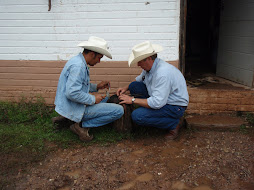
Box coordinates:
[216,0,254,87]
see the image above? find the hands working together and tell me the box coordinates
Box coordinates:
[94,81,110,104]
[95,81,133,105]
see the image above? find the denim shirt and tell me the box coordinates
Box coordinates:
[136,58,189,109]
[54,53,98,122]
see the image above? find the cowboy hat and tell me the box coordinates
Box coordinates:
[77,36,112,59]
[128,41,163,66]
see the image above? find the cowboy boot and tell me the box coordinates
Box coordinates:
[52,116,74,130]
[70,123,93,142]
[165,118,186,140]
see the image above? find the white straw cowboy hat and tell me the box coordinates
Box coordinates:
[128,41,163,66]
[77,36,112,59]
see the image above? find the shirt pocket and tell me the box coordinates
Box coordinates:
[81,79,90,93]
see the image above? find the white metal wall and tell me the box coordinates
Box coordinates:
[216,0,254,87]
[0,0,180,61]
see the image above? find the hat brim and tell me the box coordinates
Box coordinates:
[78,42,112,59]
[128,44,163,67]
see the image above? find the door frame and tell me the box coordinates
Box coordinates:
[179,0,187,74]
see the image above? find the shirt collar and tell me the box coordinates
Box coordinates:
[148,58,159,74]
[79,52,90,73]
[79,52,87,65]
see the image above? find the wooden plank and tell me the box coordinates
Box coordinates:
[0,73,60,80]
[0,67,62,74]
[0,60,66,68]
[0,79,58,87]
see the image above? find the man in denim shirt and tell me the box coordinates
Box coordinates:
[117,41,189,140]
[54,36,124,142]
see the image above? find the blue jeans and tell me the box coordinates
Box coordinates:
[81,101,124,128]
[129,81,185,130]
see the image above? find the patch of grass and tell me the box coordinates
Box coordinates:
[0,97,136,189]
[246,112,254,125]
[88,126,131,146]
[0,99,132,153]
[0,98,76,152]
[239,124,248,134]
[237,112,254,135]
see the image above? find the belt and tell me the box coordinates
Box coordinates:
[180,106,187,109]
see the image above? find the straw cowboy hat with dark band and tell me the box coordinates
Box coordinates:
[128,41,163,66]
[78,36,112,59]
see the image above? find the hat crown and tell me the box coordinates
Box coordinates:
[88,36,108,50]
[128,41,163,66]
[132,41,154,58]
[77,36,112,59]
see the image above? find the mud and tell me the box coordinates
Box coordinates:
[9,129,254,190]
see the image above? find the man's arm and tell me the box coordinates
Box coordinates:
[118,94,150,108]
[65,66,96,105]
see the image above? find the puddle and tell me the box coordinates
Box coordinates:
[58,186,70,190]
[118,181,136,190]
[132,149,144,155]
[118,173,153,189]
[171,181,189,190]
[192,186,213,190]
[162,147,181,156]
[166,158,190,170]
[171,181,213,190]
[136,173,153,182]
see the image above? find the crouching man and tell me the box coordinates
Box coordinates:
[117,41,189,140]
[54,36,124,142]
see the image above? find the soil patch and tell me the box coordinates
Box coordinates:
[3,129,253,190]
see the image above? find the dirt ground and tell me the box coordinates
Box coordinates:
[4,128,252,190]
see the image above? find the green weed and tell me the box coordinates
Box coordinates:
[0,97,136,153]
[246,112,254,125]
[239,124,248,134]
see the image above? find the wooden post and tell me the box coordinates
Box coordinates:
[107,95,134,133]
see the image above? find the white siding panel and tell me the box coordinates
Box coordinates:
[0,0,180,61]
[216,0,254,87]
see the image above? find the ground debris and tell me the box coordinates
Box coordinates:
[11,130,254,190]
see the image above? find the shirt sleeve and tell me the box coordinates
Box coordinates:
[147,74,171,109]
[65,65,95,105]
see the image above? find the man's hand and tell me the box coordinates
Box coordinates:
[97,81,110,90]
[119,94,150,108]
[118,94,133,105]
[94,94,106,104]
[116,86,128,96]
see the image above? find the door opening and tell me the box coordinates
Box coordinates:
[185,0,221,80]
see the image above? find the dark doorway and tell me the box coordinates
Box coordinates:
[185,0,221,80]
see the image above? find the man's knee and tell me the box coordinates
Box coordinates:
[129,81,148,98]
[131,109,144,124]
[112,104,124,119]
[128,81,139,92]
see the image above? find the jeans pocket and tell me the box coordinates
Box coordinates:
[173,106,185,118]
